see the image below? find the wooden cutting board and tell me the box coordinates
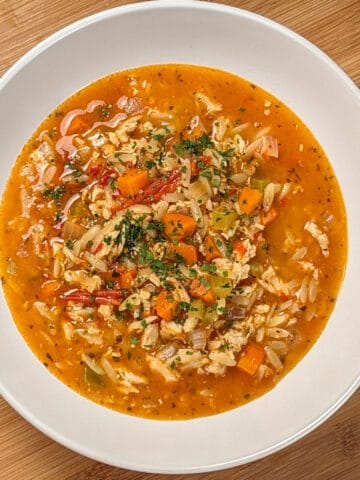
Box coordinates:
[0,1,359,479]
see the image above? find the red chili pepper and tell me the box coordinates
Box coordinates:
[59,289,125,305]
[117,168,181,211]
[92,289,124,297]
[89,164,102,177]
[99,169,115,186]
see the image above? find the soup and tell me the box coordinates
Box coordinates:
[0,65,347,419]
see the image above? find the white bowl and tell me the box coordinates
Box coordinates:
[0,0,359,473]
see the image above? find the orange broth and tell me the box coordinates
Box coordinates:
[0,65,347,419]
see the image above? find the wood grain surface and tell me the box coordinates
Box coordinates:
[0,1,359,479]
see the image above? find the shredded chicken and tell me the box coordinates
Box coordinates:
[304,221,329,257]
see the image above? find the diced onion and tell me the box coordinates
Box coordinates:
[100,357,117,382]
[278,182,292,201]
[81,353,105,375]
[230,173,248,185]
[187,328,207,350]
[42,165,57,184]
[157,342,178,361]
[263,182,275,212]
[61,193,81,223]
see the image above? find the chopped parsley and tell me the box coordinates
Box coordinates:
[43,185,65,200]
[175,133,214,156]
[103,236,112,245]
[65,240,74,250]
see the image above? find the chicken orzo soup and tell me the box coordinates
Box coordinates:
[0,65,347,419]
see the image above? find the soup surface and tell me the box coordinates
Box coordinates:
[0,65,347,419]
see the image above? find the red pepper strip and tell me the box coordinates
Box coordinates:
[89,163,102,177]
[99,169,116,186]
[117,168,181,211]
[60,289,124,305]
[92,289,125,298]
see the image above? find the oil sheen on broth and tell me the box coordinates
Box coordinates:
[0,65,347,419]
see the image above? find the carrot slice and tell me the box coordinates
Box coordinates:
[155,290,179,322]
[237,343,265,376]
[167,242,198,265]
[117,169,149,198]
[238,187,262,215]
[203,236,222,262]
[119,270,137,289]
[189,278,216,305]
[162,213,197,240]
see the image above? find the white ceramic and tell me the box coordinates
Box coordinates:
[0,0,359,473]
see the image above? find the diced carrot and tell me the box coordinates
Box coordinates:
[190,160,199,176]
[167,242,198,265]
[41,279,62,298]
[189,278,216,305]
[237,343,265,376]
[116,169,150,198]
[238,186,262,215]
[162,213,197,240]
[233,239,247,257]
[119,270,137,289]
[67,116,89,135]
[203,236,222,262]
[155,290,178,322]
[261,207,278,225]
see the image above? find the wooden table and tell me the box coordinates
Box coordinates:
[0,0,359,478]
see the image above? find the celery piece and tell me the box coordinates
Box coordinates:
[190,299,205,320]
[211,205,237,231]
[70,198,88,218]
[84,366,103,386]
[203,305,218,325]
[209,275,233,298]
[250,178,269,193]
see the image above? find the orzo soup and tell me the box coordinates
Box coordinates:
[0,65,347,419]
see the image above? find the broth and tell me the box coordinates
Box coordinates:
[0,65,347,419]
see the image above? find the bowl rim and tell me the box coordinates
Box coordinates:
[1,0,359,98]
[0,0,359,474]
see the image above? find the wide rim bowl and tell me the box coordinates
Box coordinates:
[0,0,359,474]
